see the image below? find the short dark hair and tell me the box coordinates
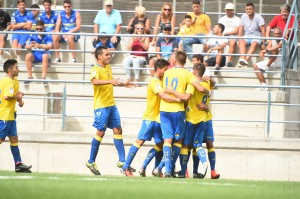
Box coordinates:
[154,59,169,72]
[43,0,52,4]
[193,63,206,77]
[175,51,187,65]
[64,0,72,4]
[192,54,204,63]
[3,59,17,73]
[185,15,192,20]
[246,2,254,7]
[17,0,26,4]
[94,46,108,60]
[192,0,201,5]
[31,4,40,9]
[216,23,225,33]
[36,20,45,27]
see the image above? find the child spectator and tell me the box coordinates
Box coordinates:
[177,15,194,51]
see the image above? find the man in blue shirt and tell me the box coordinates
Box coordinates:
[38,0,58,33]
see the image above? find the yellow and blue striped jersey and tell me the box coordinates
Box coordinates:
[160,67,197,112]
[0,76,17,121]
[90,64,115,109]
[143,76,164,121]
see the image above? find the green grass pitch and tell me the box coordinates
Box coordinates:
[0,170,299,199]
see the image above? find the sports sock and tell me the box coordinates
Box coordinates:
[196,147,207,164]
[171,143,182,172]
[88,135,102,163]
[10,143,21,164]
[208,148,216,170]
[157,158,165,170]
[192,150,200,173]
[154,150,163,168]
[113,134,125,162]
[163,143,172,173]
[142,145,160,169]
[179,148,189,175]
[123,143,140,170]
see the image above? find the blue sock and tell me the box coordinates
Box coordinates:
[154,150,163,169]
[171,143,182,172]
[192,151,200,173]
[196,147,207,164]
[179,148,189,175]
[123,143,140,170]
[114,134,125,162]
[10,143,21,164]
[88,135,102,163]
[163,143,172,173]
[157,158,165,170]
[142,145,160,169]
[208,148,216,170]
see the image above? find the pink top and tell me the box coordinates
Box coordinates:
[131,39,148,58]
[268,15,295,33]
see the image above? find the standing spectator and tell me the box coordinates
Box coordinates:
[0,0,12,60]
[11,0,34,58]
[151,2,176,46]
[126,6,151,34]
[238,2,265,66]
[203,23,228,75]
[30,4,40,31]
[123,22,149,82]
[183,0,212,59]
[53,0,81,63]
[218,3,240,67]
[93,0,122,49]
[24,20,53,86]
[38,0,59,33]
[177,15,195,51]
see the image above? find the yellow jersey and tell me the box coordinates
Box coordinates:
[187,12,211,35]
[160,67,198,112]
[0,76,17,121]
[90,64,115,109]
[143,76,164,121]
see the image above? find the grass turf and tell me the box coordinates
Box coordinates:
[0,170,299,199]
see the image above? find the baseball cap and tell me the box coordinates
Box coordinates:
[104,0,113,6]
[163,24,171,31]
[225,3,235,10]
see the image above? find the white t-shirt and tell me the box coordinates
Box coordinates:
[207,37,228,54]
[218,15,240,35]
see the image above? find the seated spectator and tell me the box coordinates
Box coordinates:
[253,27,283,91]
[123,22,149,82]
[24,20,53,86]
[203,23,227,75]
[30,4,40,31]
[38,0,59,33]
[93,0,122,49]
[151,2,176,46]
[93,32,115,52]
[149,24,178,76]
[11,0,34,58]
[0,0,12,60]
[238,2,265,66]
[177,15,194,51]
[183,0,212,59]
[127,6,151,34]
[218,3,240,67]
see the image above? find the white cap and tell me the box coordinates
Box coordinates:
[225,3,235,10]
[104,0,113,6]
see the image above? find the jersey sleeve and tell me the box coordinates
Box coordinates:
[185,83,195,95]
[152,81,164,94]
[187,71,198,84]
[3,82,14,98]
[90,67,98,81]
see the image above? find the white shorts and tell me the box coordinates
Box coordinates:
[256,56,282,71]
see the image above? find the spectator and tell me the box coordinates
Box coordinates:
[93,0,122,49]
[203,23,228,75]
[177,15,194,51]
[127,6,151,34]
[192,54,210,76]
[38,0,59,33]
[30,4,40,31]
[183,0,212,59]
[253,27,283,91]
[123,22,149,82]
[53,0,81,63]
[11,0,34,58]
[24,20,53,86]
[218,3,240,67]
[149,24,178,76]
[151,2,176,46]
[93,32,115,52]
[0,0,12,60]
[266,4,295,39]
[238,2,265,66]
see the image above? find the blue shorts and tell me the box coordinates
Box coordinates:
[243,35,263,46]
[184,121,206,148]
[0,120,17,139]
[33,52,51,63]
[137,120,163,144]
[12,33,30,46]
[92,105,121,131]
[160,111,186,140]
[203,120,214,142]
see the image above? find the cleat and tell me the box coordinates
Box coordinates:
[53,58,61,63]
[117,161,136,172]
[193,172,205,179]
[86,161,101,175]
[138,166,146,177]
[15,163,32,173]
[120,168,134,177]
[173,172,185,178]
[152,167,163,177]
[198,161,208,178]
[164,172,172,178]
[211,170,220,179]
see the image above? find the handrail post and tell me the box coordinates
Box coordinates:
[62,83,67,131]
[281,39,287,89]
[203,0,206,13]
[266,90,271,138]
[83,35,86,82]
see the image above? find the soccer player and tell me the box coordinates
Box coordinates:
[86,46,136,176]
[121,59,181,177]
[153,51,210,177]
[0,59,32,173]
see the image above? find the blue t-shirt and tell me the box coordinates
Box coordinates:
[11,10,34,31]
[38,11,59,32]
[95,40,115,49]
[26,34,53,55]
[94,9,122,34]
[156,37,178,60]
[60,10,78,32]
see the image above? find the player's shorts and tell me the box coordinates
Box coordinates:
[184,121,206,148]
[137,120,163,144]
[0,120,17,140]
[33,52,51,63]
[12,33,30,47]
[243,35,263,46]
[60,32,80,43]
[92,105,121,131]
[160,111,186,140]
[203,120,214,142]
[153,122,163,144]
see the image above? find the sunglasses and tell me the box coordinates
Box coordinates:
[164,8,171,11]
[64,5,71,8]
[137,28,144,30]
[36,28,43,31]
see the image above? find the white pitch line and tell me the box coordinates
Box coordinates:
[0,176,34,180]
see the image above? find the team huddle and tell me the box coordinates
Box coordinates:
[86,47,220,179]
